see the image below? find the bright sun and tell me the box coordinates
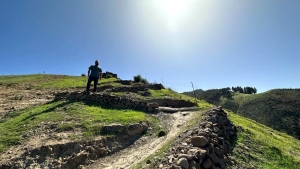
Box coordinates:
[159,0,187,17]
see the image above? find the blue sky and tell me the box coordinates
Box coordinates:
[1,0,299,93]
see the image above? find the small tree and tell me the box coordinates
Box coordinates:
[133,75,142,83]
[81,73,86,77]
[141,78,149,84]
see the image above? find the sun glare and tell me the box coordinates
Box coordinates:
[159,0,187,17]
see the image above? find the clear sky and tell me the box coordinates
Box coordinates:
[1,0,300,93]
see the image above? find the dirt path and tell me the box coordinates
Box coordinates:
[87,110,201,169]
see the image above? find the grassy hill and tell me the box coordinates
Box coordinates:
[2,75,300,168]
[0,74,118,90]
[0,74,211,153]
[227,109,300,169]
[220,89,300,139]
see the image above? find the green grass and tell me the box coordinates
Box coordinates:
[227,110,300,169]
[0,74,119,90]
[0,100,153,152]
[149,89,213,109]
[220,89,300,139]
[0,74,47,84]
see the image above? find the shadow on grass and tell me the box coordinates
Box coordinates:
[20,100,75,122]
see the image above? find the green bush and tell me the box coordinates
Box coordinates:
[141,78,149,84]
[133,75,149,84]
[81,73,86,77]
[157,130,166,137]
[133,75,142,82]
[104,74,113,78]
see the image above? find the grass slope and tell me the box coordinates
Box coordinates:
[0,74,118,89]
[0,74,212,154]
[0,100,154,152]
[221,89,300,139]
[227,110,300,169]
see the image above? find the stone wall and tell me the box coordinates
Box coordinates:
[153,107,237,169]
[150,99,196,108]
[106,83,164,93]
[54,91,196,113]
[102,71,117,78]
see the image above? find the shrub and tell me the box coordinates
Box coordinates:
[157,130,167,137]
[141,78,149,84]
[133,75,142,82]
[81,73,86,77]
[105,74,113,78]
[133,75,149,84]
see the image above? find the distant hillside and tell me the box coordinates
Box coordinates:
[182,89,204,97]
[220,89,300,139]
[183,88,232,104]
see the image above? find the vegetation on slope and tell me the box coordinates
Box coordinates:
[221,89,300,139]
[0,74,118,90]
[0,100,155,152]
[227,110,300,169]
[149,89,212,109]
[0,74,212,154]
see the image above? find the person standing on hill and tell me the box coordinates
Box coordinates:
[86,60,102,92]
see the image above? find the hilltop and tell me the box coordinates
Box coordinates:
[0,74,300,169]
[0,74,211,168]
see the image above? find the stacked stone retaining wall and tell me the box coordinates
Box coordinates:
[54,91,196,113]
[154,107,237,169]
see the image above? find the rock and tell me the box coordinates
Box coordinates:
[86,146,95,153]
[202,158,212,169]
[100,124,128,135]
[97,148,109,156]
[70,151,88,168]
[78,165,86,169]
[177,158,189,169]
[214,147,223,155]
[209,152,219,164]
[189,160,200,169]
[127,123,148,135]
[177,154,187,159]
[147,102,159,108]
[188,148,206,162]
[191,136,208,148]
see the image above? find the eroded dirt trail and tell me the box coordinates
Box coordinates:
[87,111,201,169]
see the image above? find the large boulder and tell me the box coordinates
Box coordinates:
[191,136,209,148]
[100,124,128,135]
[127,123,148,135]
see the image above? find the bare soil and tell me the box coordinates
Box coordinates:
[0,86,54,118]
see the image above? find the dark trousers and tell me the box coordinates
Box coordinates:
[86,76,99,92]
